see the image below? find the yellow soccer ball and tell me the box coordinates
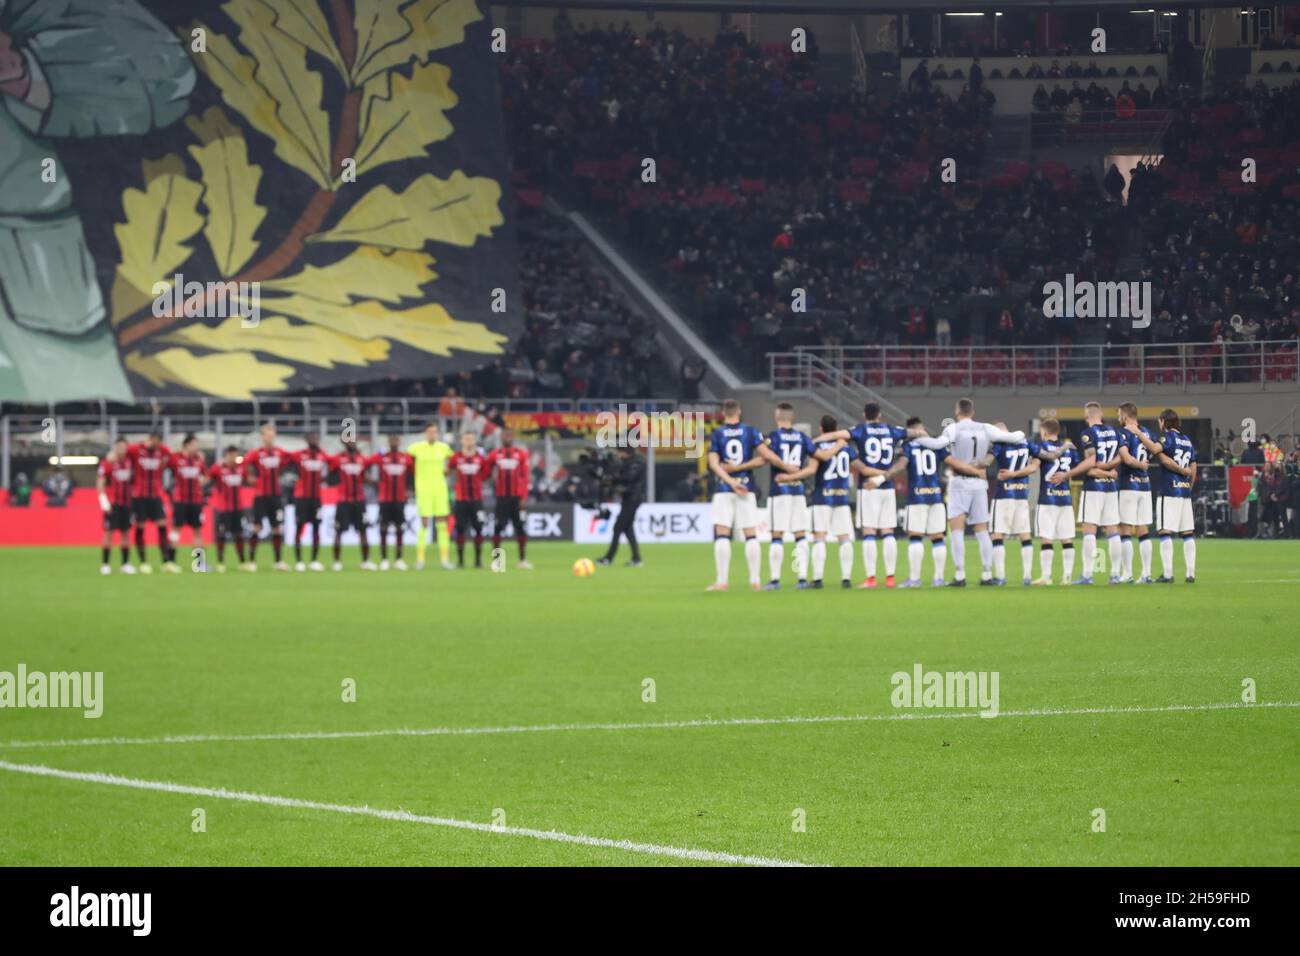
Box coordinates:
[573,557,596,578]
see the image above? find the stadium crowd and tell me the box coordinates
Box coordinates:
[501,22,1300,379]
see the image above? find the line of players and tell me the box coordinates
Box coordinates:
[94,422,533,574]
[704,398,1199,591]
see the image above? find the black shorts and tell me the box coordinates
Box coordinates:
[453,499,483,534]
[335,501,365,531]
[215,511,244,539]
[379,501,406,526]
[132,497,165,522]
[103,504,132,533]
[494,496,524,534]
[173,502,204,529]
[294,498,321,524]
[253,495,284,525]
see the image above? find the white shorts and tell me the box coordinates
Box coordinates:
[1035,503,1076,541]
[905,502,947,536]
[769,494,810,535]
[990,498,1030,536]
[857,487,898,529]
[1079,488,1120,527]
[1119,489,1153,527]
[1156,496,1195,534]
[811,504,854,537]
[946,478,990,524]
[712,491,759,531]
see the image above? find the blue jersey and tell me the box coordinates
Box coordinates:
[1119,425,1154,491]
[901,439,949,506]
[810,440,857,507]
[1077,423,1123,492]
[992,440,1035,500]
[709,423,764,494]
[1158,430,1197,497]
[848,422,907,487]
[766,427,815,496]
[1036,439,1079,506]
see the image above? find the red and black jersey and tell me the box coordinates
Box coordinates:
[209,463,244,512]
[293,447,331,500]
[171,452,207,504]
[486,445,530,499]
[98,457,134,506]
[244,446,289,497]
[448,450,487,501]
[127,443,171,499]
[368,450,414,503]
[331,450,370,503]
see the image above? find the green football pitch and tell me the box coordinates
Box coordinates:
[0,540,1296,867]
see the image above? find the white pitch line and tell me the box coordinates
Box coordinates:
[0,760,808,868]
[2,700,1295,752]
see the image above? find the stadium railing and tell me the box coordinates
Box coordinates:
[769,341,1300,396]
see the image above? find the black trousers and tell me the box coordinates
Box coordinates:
[604,497,642,561]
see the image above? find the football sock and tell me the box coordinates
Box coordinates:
[1015,540,1028,579]
[474,538,483,567]
[862,533,877,579]
[334,538,343,562]
[380,532,389,561]
[794,537,809,580]
[1159,534,1174,577]
[931,540,947,580]
[713,536,731,585]
[249,535,259,562]
[811,539,826,581]
[101,547,110,564]
[950,529,966,579]
[908,537,924,579]
[492,534,501,553]
[517,535,526,560]
[272,534,282,562]
[360,537,370,562]
[1039,542,1054,580]
[882,533,898,576]
[456,537,465,566]
[1107,533,1122,576]
[744,537,761,584]
[1139,534,1152,578]
[235,538,245,562]
[992,539,1006,579]
[436,521,451,563]
[1182,535,1196,577]
[310,527,320,561]
[838,540,854,581]
[416,529,427,566]
[975,529,993,576]
[1081,533,1096,575]
[395,534,403,560]
[1062,541,1075,579]
[768,539,784,582]
[1121,536,1134,578]
[135,526,147,561]
[120,546,131,566]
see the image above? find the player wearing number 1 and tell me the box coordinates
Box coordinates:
[408,422,454,570]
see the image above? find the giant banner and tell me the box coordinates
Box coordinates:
[0,0,518,402]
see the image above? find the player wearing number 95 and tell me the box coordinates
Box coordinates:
[707,398,800,591]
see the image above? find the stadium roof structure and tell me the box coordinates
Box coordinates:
[504,1,1201,12]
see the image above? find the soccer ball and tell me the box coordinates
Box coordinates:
[573,558,596,578]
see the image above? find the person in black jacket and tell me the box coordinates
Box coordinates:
[598,447,645,567]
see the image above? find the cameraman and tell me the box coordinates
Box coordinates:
[596,447,645,567]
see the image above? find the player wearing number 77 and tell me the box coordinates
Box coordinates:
[707,398,804,591]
